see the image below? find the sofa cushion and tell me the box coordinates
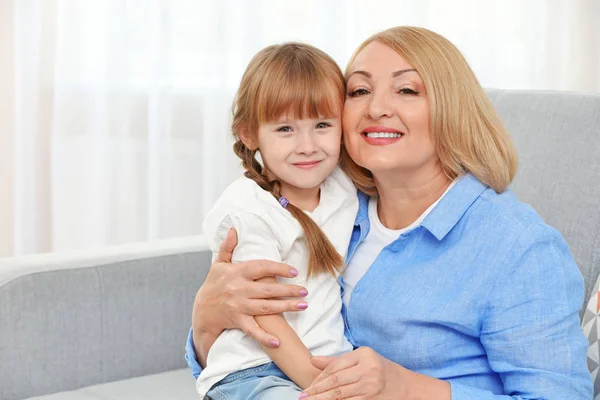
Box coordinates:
[24,369,197,400]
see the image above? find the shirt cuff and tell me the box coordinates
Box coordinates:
[185,328,203,379]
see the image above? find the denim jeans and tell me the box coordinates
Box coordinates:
[206,362,302,400]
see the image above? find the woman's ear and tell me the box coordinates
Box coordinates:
[239,128,258,151]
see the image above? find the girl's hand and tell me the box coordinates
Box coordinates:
[191,229,309,350]
[300,347,450,400]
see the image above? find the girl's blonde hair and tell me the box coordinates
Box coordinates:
[232,42,345,278]
[340,26,518,195]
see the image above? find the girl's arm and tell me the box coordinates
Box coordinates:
[255,276,321,389]
[207,212,320,388]
[188,229,307,372]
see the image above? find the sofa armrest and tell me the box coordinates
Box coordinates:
[0,236,211,400]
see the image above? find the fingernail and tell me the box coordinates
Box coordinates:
[290,268,299,277]
[299,289,308,297]
[269,339,280,348]
[298,394,308,400]
[297,302,308,310]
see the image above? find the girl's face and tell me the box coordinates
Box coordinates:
[256,114,342,197]
[343,41,436,180]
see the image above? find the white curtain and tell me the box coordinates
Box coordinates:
[1,0,598,258]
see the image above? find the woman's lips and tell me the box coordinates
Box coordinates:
[361,129,404,146]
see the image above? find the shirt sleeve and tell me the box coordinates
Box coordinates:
[184,211,283,378]
[185,327,203,379]
[451,223,592,399]
[225,212,283,264]
[205,211,282,263]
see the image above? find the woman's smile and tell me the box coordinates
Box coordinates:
[361,125,405,145]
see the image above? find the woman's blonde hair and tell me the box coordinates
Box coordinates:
[340,26,518,195]
[232,42,345,278]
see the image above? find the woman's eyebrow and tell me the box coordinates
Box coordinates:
[347,68,418,80]
[392,68,417,77]
[347,70,371,79]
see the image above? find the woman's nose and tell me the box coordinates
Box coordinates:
[367,90,393,120]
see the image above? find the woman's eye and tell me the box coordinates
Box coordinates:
[348,88,369,97]
[315,122,331,129]
[398,88,419,95]
[277,126,293,133]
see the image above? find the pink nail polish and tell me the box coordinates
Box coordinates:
[290,268,299,277]
[297,302,308,310]
[298,393,308,399]
[299,289,308,297]
[269,339,280,348]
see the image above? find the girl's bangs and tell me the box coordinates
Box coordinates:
[256,66,344,124]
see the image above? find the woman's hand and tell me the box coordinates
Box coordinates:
[191,229,309,363]
[300,347,451,400]
[299,347,401,399]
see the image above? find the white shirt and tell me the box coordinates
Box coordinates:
[343,179,459,307]
[196,167,358,396]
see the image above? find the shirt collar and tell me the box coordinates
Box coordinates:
[354,191,370,227]
[421,173,488,240]
[353,173,488,241]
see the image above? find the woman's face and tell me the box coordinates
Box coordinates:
[343,41,436,179]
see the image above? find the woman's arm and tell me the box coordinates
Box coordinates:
[467,223,592,399]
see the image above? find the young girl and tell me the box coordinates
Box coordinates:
[196,43,358,399]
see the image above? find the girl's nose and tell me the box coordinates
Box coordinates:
[296,131,318,154]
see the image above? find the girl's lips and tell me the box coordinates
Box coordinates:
[292,160,322,169]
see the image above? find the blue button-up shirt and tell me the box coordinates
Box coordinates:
[186,174,592,399]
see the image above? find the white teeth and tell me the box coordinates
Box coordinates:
[365,132,403,138]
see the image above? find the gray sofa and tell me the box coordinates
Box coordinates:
[1,89,599,400]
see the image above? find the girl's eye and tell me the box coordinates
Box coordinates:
[398,88,419,95]
[315,122,331,129]
[277,126,293,133]
[348,88,369,97]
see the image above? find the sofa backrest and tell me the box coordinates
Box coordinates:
[487,89,600,315]
[0,237,211,400]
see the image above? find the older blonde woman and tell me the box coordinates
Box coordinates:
[186,27,592,399]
